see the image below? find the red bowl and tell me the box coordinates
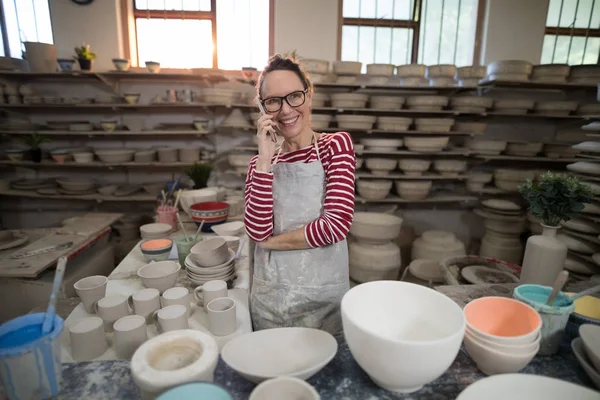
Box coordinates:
[190,201,229,231]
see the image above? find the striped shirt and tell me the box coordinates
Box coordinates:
[244,131,356,248]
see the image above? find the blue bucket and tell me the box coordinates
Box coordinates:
[0,313,64,400]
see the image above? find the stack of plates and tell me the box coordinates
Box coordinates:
[139,223,172,240]
[185,250,236,285]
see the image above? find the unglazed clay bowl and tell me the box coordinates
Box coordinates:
[137,260,180,293]
[341,281,465,394]
[463,296,541,345]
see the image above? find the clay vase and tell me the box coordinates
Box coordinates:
[519,224,567,286]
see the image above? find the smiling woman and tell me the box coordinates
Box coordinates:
[244,54,356,338]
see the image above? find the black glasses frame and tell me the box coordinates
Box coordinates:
[260,89,308,113]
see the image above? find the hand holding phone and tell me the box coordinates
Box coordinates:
[257,101,278,143]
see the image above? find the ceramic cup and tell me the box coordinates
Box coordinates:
[128,288,161,323]
[193,280,227,311]
[206,297,237,336]
[161,287,192,317]
[174,236,198,266]
[69,316,107,361]
[73,275,108,313]
[95,295,130,332]
[153,304,189,333]
[113,315,148,360]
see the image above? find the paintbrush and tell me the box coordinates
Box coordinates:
[193,221,205,242]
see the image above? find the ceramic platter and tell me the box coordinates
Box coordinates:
[460,265,518,284]
[0,232,29,251]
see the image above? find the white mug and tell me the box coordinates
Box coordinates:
[206,297,237,336]
[69,316,107,361]
[193,280,227,311]
[153,304,189,333]
[113,315,148,360]
[161,287,192,317]
[128,288,160,323]
[95,295,129,332]
[74,275,108,313]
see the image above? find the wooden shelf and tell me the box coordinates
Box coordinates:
[0,160,204,169]
[1,130,212,137]
[360,149,470,156]
[0,188,157,202]
[354,194,478,204]
[473,155,580,162]
[479,79,597,91]
[0,103,255,113]
[356,173,467,180]
[322,128,477,136]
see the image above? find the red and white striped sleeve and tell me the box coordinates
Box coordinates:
[243,156,274,242]
[304,132,356,248]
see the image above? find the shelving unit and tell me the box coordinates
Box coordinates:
[0,70,597,208]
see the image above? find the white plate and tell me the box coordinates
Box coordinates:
[571,338,600,390]
[457,373,600,399]
[460,265,518,284]
[221,327,338,383]
[0,232,28,251]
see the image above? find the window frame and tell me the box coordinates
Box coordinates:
[132,0,218,68]
[336,0,486,66]
[544,0,600,64]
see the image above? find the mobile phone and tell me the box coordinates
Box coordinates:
[257,101,278,143]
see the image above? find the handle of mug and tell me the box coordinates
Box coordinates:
[93,299,101,315]
[127,294,134,311]
[193,286,204,305]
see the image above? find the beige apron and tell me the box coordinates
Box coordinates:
[250,134,349,337]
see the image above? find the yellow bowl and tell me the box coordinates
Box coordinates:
[566,293,600,320]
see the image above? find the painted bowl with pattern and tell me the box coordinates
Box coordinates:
[140,238,173,262]
[190,202,229,232]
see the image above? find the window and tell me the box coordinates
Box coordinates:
[0,0,54,58]
[340,0,481,70]
[541,0,600,64]
[133,0,270,70]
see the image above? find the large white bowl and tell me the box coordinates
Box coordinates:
[221,327,337,383]
[350,212,402,244]
[456,373,600,400]
[341,281,465,393]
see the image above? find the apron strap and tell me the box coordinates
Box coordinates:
[272,131,320,166]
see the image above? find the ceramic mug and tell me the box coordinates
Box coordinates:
[69,316,107,361]
[161,287,192,317]
[206,297,237,336]
[153,304,189,333]
[193,280,227,311]
[113,315,148,360]
[128,288,161,323]
[95,295,130,332]
[73,275,108,313]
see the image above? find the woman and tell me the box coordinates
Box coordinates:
[244,54,356,337]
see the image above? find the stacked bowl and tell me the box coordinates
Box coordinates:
[185,237,236,285]
[463,296,542,375]
[140,223,172,240]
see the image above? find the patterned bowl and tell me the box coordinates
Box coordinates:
[140,238,173,262]
[190,202,229,232]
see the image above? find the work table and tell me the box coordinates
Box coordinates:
[59,339,592,399]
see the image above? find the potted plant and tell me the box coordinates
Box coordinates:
[74,43,96,71]
[185,162,213,189]
[20,133,49,163]
[518,172,593,286]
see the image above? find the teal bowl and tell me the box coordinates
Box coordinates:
[156,382,233,400]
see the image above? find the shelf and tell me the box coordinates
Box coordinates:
[354,194,478,204]
[356,173,467,180]
[1,130,211,137]
[479,79,597,91]
[0,71,226,84]
[473,155,580,162]
[0,103,255,113]
[314,82,479,93]
[360,149,470,156]
[0,160,203,169]
[322,128,477,136]
[0,188,156,202]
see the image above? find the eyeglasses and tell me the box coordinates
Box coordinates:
[260,89,308,113]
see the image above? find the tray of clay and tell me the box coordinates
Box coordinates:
[441,255,522,286]
[59,287,252,363]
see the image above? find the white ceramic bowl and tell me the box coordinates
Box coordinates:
[456,373,600,400]
[341,281,465,393]
[249,377,319,400]
[221,327,337,383]
[210,221,245,236]
[137,261,180,293]
[350,212,402,244]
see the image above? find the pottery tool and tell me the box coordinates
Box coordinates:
[557,283,600,305]
[41,256,67,335]
[193,221,205,242]
[160,190,167,209]
[176,213,189,242]
[235,237,246,259]
[173,189,182,210]
[546,270,569,306]
[9,241,73,259]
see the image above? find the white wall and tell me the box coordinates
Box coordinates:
[273,0,339,62]
[480,0,549,64]
[48,0,124,71]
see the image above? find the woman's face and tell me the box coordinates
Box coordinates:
[260,70,312,140]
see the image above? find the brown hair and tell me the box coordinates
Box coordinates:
[256,52,314,99]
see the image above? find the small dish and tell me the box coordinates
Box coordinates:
[249,377,319,400]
